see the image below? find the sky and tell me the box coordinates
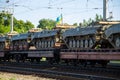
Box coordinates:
[0,0,120,27]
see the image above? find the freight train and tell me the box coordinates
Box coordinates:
[0,21,120,67]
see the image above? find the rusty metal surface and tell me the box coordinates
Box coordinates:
[77,52,120,60]
[60,51,120,60]
[28,51,54,57]
[60,52,77,59]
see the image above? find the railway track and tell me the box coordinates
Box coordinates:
[0,62,119,80]
[0,66,118,80]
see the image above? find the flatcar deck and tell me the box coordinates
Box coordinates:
[60,49,120,60]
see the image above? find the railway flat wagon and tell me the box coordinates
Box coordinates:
[60,49,120,67]
[27,29,63,63]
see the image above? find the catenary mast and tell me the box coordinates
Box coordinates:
[103,0,107,21]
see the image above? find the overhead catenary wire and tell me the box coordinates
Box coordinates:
[1,0,120,26]
[9,0,119,16]
[1,0,117,17]
[51,0,76,6]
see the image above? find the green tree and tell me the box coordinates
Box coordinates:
[73,23,78,26]
[0,12,10,34]
[0,12,34,34]
[0,24,10,33]
[37,19,56,30]
[24,20,34,30]
[14,20,34,33]
[88,18,92,24]
[95,14,103,21]
[79,14,103,27]
[82,19,88,26]
[0,13,4,25]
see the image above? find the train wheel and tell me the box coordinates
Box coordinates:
[47,41,49,48]
[41,41,43,48]
[69,40,72,48]
[90,61,96,67]
[50,41,52,48]
[51,40,54,47]
[48,58,53,64]
[39,41,41,49]
[14,54,20,63]
[7,57,11,62]
[85,39,88,48]
[1,43,4,50]
[76,40,80,48]
[0,44,2,50]
[80,40,84,48]
[36,58,40,63]
[81,60,87,67]
[89,38,94,48]
[43,41,45,48]
[65,60,69,66]
[36,41,39,49]
[21,56,26,63]
[99,60,109,68]
[73,40,76,48]
[3,58,6,62]
[44,41,47,48]
[101,62,107,68]
[23,41,27,50]
[103,61,109,68]
[73,59,77,66]
[115,37,120,48]
[56,60,59,64]
[30,58,34,63]
[37,41,40,49]
[35,41,38,49]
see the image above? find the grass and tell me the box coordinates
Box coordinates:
[0,72,55,80]
[41,57,47,61]
[0,77,16,80]
[110,60,120,63]
[9,77,16,80]
[0,78,5,80]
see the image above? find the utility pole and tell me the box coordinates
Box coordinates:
[10,11,13,32]
[9,0,14,33]
[103,0,107,21]
[5,0,14,33]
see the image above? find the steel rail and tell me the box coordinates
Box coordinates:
[0,66,118,80]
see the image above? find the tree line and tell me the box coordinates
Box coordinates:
[0,12,34,34]
[0,12,102,34]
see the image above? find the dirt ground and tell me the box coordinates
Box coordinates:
[0,72,55,80]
